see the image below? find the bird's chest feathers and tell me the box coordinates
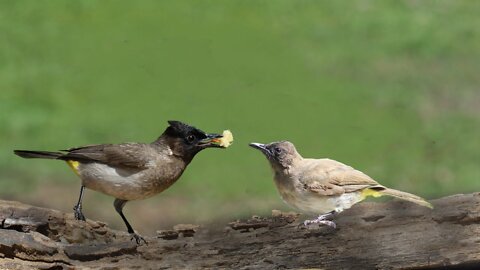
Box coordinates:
[78,157,185,201]
[149,159,185,186]
[274,172,358,215]
[274,173,301,205]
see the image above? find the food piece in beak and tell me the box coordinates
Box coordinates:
[212,130,234,148]
[198,133,222,147]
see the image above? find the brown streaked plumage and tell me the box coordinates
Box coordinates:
[249,141,432,228]
[14,120,228,244]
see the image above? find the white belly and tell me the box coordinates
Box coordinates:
[279,188,363,215]
[78,163,159,201]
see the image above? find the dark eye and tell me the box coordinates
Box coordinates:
[187,135,195,142]
[274,147,282,154]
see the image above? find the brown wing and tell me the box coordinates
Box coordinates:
[59,143,155,168]
[300,159,381,196]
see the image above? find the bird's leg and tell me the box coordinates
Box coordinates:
[73,185,86,221]
[303,210,338,228]
[113,199,147,245]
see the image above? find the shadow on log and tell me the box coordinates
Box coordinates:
[1,193,479,269]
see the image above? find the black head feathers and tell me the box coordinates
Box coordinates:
[165,120,206,138]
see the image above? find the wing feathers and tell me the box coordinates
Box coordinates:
[301,159,380,196]
[17,143,155,169]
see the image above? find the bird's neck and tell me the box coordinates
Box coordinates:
[151,135,198,165]
[272,155,303,176]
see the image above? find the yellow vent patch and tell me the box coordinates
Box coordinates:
[361,188,382,200]
[66,160,80,175]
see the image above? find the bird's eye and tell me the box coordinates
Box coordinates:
[187,135,195,142]
[274,147,282,154]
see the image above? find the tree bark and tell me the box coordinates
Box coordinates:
[1,193,479,269]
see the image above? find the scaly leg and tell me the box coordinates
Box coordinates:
[73,185,86,221]
[114,198,147,245]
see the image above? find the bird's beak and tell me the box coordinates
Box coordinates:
[198,133,224,148]
[249,142,272,156]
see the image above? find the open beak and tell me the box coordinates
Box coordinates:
[249,142,272,156]
[198,133,224,148]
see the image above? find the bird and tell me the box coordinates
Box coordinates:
[249,141,432,228]
[14,120,232,244]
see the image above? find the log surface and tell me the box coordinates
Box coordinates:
[0,193,479,269]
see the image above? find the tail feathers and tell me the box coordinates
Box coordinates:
[378,188,433,209]
[14,150,63,159]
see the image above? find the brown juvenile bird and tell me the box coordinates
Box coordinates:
[249,141,432,228]
[14,120,230,244]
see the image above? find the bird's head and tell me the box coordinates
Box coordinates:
[157,120,225,162]
[249,141,302,171]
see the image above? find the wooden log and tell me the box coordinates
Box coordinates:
[1,193,479,269]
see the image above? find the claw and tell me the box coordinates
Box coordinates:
[319,220,337,229]
[301,213,337,229]
[73,205,86,221]
[131,233,147,245]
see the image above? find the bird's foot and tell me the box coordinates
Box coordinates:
[302,214,337,229]
[73,205,86,221]
[131,233,147,245]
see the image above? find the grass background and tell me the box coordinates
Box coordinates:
[1,1,479,234]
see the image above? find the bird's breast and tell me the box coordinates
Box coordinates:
[76,161,184,201]
[275,177,363,215]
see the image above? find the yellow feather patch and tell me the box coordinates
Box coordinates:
[66,160,80,175]
[361,188,383,200]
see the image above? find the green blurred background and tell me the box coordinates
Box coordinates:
[1,1,479,234]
